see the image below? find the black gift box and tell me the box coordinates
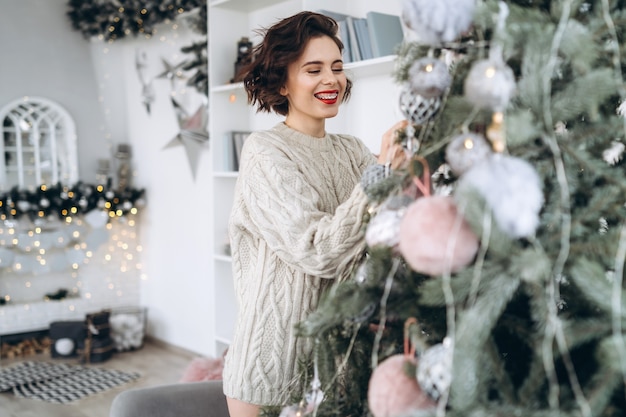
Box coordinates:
[86,310,111,338]
[48,309,114,362]
[82,309,113,363]
[49,320,85,358]
[77,336,115,363]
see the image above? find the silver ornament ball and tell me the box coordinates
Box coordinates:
[361,164,388,194]
[445,132,492,176]
[408,57,451,99]
[402,0,476,46]
[464,59,516,111]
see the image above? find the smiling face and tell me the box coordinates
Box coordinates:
[280,35,346,137]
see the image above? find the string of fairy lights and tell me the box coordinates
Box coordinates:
[66,0,206,43]
[0,182,145,306]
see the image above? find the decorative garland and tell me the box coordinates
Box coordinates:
[0,182,145,222]
[66,0,206,42]
[66,0,207,95]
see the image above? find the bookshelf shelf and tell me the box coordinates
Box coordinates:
[208,0,403,357]
[212,171,238,179]
[209,0,283,12]
[214,254,233,263]
[210,82,244,94]
[346,55,397,78]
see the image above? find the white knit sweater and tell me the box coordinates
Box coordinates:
[222,122,377,405]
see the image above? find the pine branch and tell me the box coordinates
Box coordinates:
[451,273,521,409]
[569,258,626,321]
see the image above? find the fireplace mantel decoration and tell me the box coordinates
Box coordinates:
[0,182,145,221]
[0,182,145,275]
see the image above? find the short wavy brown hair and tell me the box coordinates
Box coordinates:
[239,11,353,116]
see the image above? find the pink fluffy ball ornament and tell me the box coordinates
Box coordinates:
[399,195,479,275]
[368,354,436,417]
[368,318,436,417]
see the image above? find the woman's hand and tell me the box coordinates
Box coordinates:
[377,120,409,169]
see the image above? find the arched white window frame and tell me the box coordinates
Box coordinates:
[0,96,78,190]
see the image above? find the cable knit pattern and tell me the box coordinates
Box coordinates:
[222,122,377,405]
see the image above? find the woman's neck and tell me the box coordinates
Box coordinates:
[284,117,326,138]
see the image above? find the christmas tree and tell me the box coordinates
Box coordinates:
[272,1,626,416]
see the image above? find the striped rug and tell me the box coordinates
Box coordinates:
[0,361,140,404]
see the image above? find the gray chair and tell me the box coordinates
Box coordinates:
[109,380,229,417]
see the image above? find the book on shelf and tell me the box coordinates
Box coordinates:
[353,17,373,61]
[338,20,352,63]
[227,131,251,171]
[317,9,353,63]
[366,11,404,58]
[318,9,402,62]
[345,16,362,62]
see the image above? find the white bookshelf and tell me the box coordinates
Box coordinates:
[208,0,403,356]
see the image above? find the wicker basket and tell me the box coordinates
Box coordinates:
[109,306,147,351]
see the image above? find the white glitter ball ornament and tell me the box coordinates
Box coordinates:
[416,339,453,401]
[464,58,516,111]
[401,0,476,46]
[408,57,452,99]
[366,195,413,249]
[366,209,405,249]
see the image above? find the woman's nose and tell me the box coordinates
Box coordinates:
[322,69,337,85]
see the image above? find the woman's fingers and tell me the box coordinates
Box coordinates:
[378,120,409,166]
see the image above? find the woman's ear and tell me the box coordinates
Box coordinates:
[280,85,288,96]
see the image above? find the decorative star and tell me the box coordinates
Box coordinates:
[163,99,209,180]
[156,58,187,82]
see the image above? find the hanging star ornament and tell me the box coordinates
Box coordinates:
[156,58,187,83]
[163,99,209,180]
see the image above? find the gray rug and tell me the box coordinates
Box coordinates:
[0,361,140,404]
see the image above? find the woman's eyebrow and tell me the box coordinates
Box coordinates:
[302,59,344,67]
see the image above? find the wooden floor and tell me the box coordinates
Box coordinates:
[0,337,200,417]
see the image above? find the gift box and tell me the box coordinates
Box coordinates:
[49,321,85,358]
[82,309,114,363]
[85,309,111,338]
[48,309,114,363]
[77,335,115,363]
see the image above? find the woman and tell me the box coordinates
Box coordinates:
[222,11,406,417]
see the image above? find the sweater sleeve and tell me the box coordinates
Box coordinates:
[233,132,374,279]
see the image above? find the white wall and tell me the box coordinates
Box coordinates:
[88,20,213,356]
[0,0,214,356]
[0,0,109,181]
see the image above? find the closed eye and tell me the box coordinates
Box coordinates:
[306,68,343,74]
